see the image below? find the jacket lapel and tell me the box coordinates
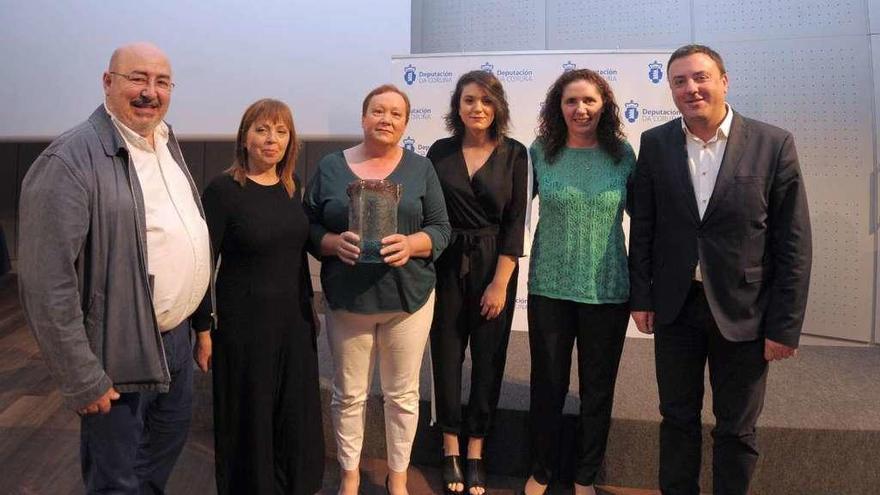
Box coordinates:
[89,105,127,157]
[668,120,700,223]
[701,112,747,224]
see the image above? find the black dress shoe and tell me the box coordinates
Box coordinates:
[465,458,486,494]
[442,455,464,494]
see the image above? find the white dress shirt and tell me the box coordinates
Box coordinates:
[682,104,733,281]
[107,104,211,331]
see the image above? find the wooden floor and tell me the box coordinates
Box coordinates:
[0,274,657,494]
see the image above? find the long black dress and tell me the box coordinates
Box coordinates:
[427,136,528,437]
[197,174,324,495]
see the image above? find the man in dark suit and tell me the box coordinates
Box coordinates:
[629,44,812,495]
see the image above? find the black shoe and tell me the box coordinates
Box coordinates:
[442,455,464,494]
[465,458,486,494]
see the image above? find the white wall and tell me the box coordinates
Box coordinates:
[412,0,879,343]
[0,0,410,139]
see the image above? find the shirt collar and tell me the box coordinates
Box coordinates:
[681,103,733,144]
[104,102,169,151]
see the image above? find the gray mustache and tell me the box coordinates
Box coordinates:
[131,95,159,108]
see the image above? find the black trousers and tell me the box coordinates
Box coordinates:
[430,233,517,438]
[0,225,10,277]
[527,294,629,486]
[655,282,768,495]
[212,302,324,495]
[80,321,193,495]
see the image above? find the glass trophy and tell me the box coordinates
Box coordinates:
[347,179,402,263]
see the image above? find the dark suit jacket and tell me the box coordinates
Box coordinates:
[628,112,812,348]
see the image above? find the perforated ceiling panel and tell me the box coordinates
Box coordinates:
[713,37,875,341]
[870,0,880,33]
[547,0,691,49]
[459,0,545,51]
[694,0,867,41]
[419,0,463,53]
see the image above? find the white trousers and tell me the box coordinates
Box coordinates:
[326,291,435,472]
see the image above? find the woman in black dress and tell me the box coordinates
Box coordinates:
[193,99,324,494]
[427,70,529,495]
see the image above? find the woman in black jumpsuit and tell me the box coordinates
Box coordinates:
[193,99,324,495]
[427,71,528,495]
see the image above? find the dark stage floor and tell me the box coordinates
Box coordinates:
[2,274,879,494]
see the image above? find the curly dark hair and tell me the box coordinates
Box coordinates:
[537,68,626,164]
[444,70,510,141]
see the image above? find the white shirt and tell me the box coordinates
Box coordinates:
[682,103,733,281]
[107,104,211,331]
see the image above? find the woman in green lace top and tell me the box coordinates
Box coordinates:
[522,69,635,495]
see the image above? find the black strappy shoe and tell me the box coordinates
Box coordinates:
[442,455,465,494]
[465,458,486,494]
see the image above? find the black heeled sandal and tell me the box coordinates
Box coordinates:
[442,455,465,494]
[465,458,486,494]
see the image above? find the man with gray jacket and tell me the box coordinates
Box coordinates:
[18,42,213,494]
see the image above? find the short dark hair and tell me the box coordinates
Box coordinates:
[667,44,726,75]
[444,70,510,141]
[361,84,411,124]
[537,68,626,164]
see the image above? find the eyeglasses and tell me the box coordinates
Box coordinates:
[109,71,175,92]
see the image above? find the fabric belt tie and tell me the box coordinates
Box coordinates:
[451,225,500,279]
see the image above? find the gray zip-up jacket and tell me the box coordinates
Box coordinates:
[18,105,214,410]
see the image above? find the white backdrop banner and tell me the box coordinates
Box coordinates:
[391,51,678,332]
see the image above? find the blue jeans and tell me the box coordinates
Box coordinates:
[80,320,193,494]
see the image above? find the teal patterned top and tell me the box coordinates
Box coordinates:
[528,140,635,304]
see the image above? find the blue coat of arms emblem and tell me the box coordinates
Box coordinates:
[404,65,416,86]
[624,100,640,124]
[648,60,663,84]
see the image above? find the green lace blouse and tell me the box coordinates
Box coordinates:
[528,140,635,304]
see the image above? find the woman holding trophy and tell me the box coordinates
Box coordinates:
[304,84,450,495]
